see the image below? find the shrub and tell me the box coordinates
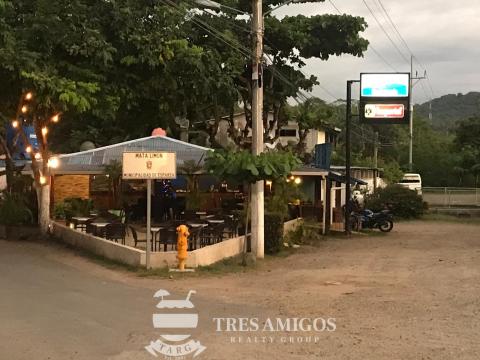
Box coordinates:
[0,193,33,226]
[365,185,424,219]
[264,212,283,254]
[284,221,323,245]
[62,197,94,218]
[53,202,66,220]
[265,181,304,220]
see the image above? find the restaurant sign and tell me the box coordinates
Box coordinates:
[364,104,405,119]
[122,151,176,179]
[360,72,410,125]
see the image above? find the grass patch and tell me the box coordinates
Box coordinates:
[136,255,258,279]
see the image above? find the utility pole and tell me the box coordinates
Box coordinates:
[408,55,427,172]
[408,56,414,172]
[251,0,264,258]
[345,81,353,235]
[373,131,379,169]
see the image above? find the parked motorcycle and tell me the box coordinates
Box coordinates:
[350,209,394,232]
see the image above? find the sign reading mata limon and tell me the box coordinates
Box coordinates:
[122,152,176,179]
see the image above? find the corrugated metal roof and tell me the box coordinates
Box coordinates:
[23,136,211,174]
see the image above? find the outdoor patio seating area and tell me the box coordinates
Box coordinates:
[67,210,241,253]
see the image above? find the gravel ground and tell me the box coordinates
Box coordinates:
[1,220,479,360]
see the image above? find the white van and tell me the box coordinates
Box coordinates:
[397,173,422,195]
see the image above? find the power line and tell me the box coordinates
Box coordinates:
[161,0,252,58]
[327,0,341,14]
[327,0,397,71]
[375,0,414,56]
[374,0,436,99]
[361,0,410,65]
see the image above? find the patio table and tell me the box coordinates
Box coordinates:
[91,222,110,237]
[71,217,93,231]
[206,219,225,224]
[150,227,163,251]
[187,223,208,228]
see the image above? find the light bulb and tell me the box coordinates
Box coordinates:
[12,120,19,128]
[21,105,28,113]
[52,114,59,123]
[48,157,59,169]
[41,127,48,136]
[26,146,32,153]
[39,176,47,185]
[25,92,33,100]
[34,153,41,160]
[294,177,302,185]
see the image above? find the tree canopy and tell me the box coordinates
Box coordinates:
[0,0,369,152]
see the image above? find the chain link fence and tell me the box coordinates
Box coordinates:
[422,187,480,207]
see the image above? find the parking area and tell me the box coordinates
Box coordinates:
[1,220,480,359]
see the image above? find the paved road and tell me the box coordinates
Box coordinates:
[1,221,480,359]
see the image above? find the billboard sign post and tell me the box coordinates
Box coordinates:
[360,73,410,125]
[122,152,176,268]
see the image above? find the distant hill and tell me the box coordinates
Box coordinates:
[415,92,480,131]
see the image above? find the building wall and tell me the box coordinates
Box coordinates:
[305,129,326,154]
[53,175,90,205]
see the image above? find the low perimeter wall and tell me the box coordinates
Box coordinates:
[51,222,145,267]
[51,222,245,269]
[150,236,246,268]
[283,218,303,235]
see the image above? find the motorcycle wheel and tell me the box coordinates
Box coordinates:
[379,220,393,232]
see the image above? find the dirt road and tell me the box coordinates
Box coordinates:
[1,221,480,359]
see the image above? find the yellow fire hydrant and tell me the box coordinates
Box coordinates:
[176,225,190,271]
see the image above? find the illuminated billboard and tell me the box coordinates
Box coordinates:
[360,73,409,98]
[360,73,410,124]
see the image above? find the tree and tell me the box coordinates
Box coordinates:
[187,1,369,148]
[471,164,480,188]
[205,149,301,259]
[178,159,204,210]
[8,91,69,233]
[281,97,337,158]
[104,160,123,209]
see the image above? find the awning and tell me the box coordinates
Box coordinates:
[328,171,368,185]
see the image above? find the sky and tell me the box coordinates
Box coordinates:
[275,0,480,104]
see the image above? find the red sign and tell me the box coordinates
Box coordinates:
[364,104,405,119]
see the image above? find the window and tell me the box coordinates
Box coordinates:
[399,179,420,184]
[279,129,297,137]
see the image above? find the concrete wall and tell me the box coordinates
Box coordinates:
[53,175,90,205]
[51,222,245,269]
[51,222,145,267]
[283,218,302,235]
[149,235,246,268]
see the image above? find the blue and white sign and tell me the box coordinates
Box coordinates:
[360,73,409,98]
